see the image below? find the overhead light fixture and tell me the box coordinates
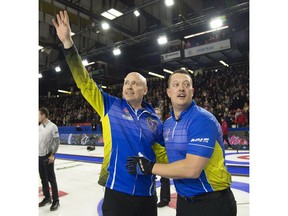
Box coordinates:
[188,69,194,74]
[101,22,110,30]
[163,69,173,74]
[134,10,140,17]
[219,60,229,67]
[210,17,223,29]
[39,45,43,50]
[101,85,107,89]
[39,73,42,78]
[40,47,52,54]
[108,8,123,17]
[101,12,116,20]
[165,0,174,7]
[82,59,95,66]
[71,32,75,36]
[181,67,186,70]
[184,25,229,39]
[157,35,168,45]
[113,47,121,56]
[58,89,72,94]
[148,72,164,79]
[101,8,123,20]
[82,59,89,66]
[55,66,61,72]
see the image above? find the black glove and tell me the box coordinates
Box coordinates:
[126,156,155,175]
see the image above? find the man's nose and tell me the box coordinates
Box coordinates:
[179,85,185,90]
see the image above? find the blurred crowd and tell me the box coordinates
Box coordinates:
[39,63,249,128]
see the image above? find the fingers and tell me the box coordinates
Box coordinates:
[64,10,69,23]
[59,11,65,22]
[53,10,69,28]
[126,156,137,174]
[52,18,58,28]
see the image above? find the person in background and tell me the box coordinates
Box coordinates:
[155,107,171,208]
[39,107,60,211]
[126,69,236,216]
[52,10,167,216]
[235,110,248,128]
[221,117,232,149]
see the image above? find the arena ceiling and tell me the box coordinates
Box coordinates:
[39,0,249,96]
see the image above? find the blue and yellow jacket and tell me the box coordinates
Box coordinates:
[64,45,168,196]
[164,100,231,197]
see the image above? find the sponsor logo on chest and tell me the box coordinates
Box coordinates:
[190,138,209,143]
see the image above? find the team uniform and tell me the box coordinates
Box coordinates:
[163,100,236,216]
[64,45,168,215]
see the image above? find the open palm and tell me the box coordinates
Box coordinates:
[52,10,72,47]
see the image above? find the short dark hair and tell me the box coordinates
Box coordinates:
[39,107,49,118]
[167,69,193,87]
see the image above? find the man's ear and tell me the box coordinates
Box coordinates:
[144,86,148,95]
[166,88,171,98]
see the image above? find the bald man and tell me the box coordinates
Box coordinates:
[53,10,168,216]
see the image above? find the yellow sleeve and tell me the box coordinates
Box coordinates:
[152,143,168,164]
[65,45,105,117]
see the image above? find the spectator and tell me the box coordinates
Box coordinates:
[235,110,248,128]
[221,117,232,149]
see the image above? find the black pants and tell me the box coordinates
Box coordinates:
[159,177,170,202]
[223,134,232,148]
[102,188,157,216]
[39,155,59,202]
[176,188,237,216]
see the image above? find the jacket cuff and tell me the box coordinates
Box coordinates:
[62,44,77,56]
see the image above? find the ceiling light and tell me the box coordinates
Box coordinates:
[82,60,95,66]
[101,8,123,20]
[148,72,164,79]
[184,25,229,39]
[219,60,229,67]
[39,45,43,50]
[134,10,140,17]
[163,69,173,74]
[113,47,121,56]
[58,89,72,94]
[157,35,167,45]
[82,59,88,66]
[210,17,223,29]
[107,8,123,17]
[101,11,116,20]
[165,0,174,7]
[188,69,194,74]
[71,32,75,36]
[181,67,186,70]
[55,66,61,72]
[102,22,110,30]
[39,73,42,78]
[101,85,107,89]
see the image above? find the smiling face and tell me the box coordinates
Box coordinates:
[167,71,194,114]
[122,72,148,109]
